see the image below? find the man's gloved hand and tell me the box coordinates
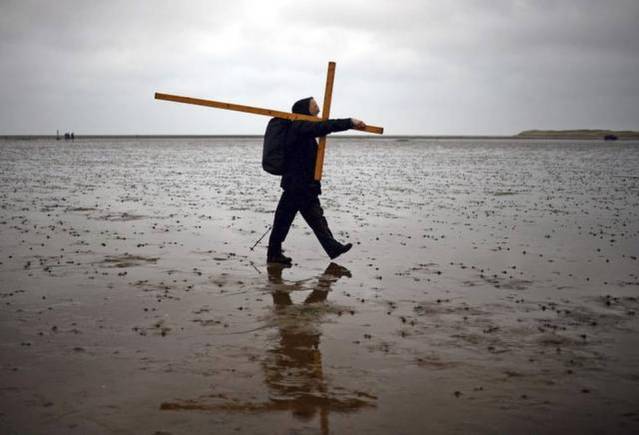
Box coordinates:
[351,118,366,129]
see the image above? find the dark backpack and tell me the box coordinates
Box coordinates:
[262,117,291,175]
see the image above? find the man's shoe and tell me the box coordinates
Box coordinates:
[267,245,292,265]
[267,252,292,265]
[329,243,352,260]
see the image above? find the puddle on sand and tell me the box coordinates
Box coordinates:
[98,254,160,268]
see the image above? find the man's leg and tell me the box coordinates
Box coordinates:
[268,190,298,262]
[299,195,350,258]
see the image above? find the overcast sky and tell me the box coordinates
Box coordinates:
[1,0,638,135]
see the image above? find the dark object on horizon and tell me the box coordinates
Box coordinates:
[56,130,60,140]
[62,132,75,140]
[517,129,639,140]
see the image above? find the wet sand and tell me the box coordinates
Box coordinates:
[1,137,639,434]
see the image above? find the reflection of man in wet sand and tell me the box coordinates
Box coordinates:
[160,263,375,434]
[262,262,376,433]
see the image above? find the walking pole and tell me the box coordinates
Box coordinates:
[250,226,272,251]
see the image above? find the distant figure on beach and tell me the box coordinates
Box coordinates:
[267,97,366,264]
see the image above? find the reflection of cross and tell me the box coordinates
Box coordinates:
[155,61,384,180]
[159,263,375,435]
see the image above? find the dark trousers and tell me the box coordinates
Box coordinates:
[268,189,340,256]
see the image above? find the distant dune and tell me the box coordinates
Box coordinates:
[516,129,639,140]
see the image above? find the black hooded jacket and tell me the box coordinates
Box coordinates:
[281,97,353,194]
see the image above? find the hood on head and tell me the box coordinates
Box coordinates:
[291,97,313,115]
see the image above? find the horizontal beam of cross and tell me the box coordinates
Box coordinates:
[154,92,384,135]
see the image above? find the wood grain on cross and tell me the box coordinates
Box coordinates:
[155,61,383,180]
[154,92,383,135]
[313,61,336,181]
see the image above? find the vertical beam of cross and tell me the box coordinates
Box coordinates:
[314,61,336,181]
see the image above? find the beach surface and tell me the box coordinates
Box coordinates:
[1,137,639,434]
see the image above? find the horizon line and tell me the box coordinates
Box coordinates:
[1,133,517,139]
[2,129,639,141]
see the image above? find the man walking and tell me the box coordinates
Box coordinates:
[267,97,366,264]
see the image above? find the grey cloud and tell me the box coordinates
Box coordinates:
[0,0,637,135]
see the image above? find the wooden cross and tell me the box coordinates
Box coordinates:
[155,61,383,181]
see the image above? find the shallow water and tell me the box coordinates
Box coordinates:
[1,137,639,434]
